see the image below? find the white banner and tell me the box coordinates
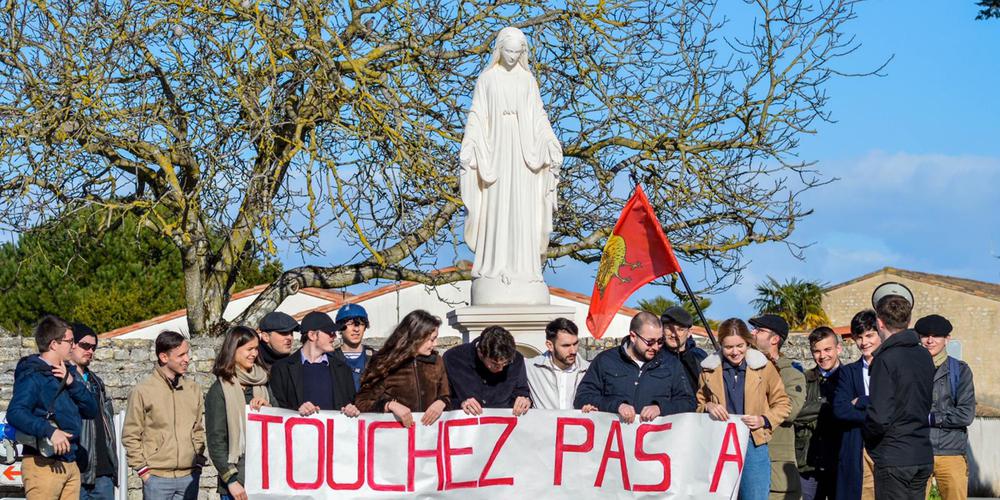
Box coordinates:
[246,408,750,499]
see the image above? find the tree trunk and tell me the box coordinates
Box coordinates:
[180,241,228,336]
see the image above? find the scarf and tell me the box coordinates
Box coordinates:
[221,364,271,464]
[933,349,948,368]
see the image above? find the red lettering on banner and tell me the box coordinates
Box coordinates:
[327,419,365,490]
[408,421,445,491]
[284,417,324,490]
[633,423,672,492]
[553,418,595,486]
[248,412,282,489]
[366,421,407,492]
[709,422,744,493]
[477,416,516,487]
[594,420,631,490]
[442,417,478,490]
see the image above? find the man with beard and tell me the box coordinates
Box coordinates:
[795,326,844,500]
[69,323,118,500]
[575,312,694,423]
[332,304,377,392]
[526,318,590,410]
[661,306,708,395]
[256,311,298,369]
[750,314,806,500]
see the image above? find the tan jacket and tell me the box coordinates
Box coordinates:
[121,368,206,478]
[696,349,791,446]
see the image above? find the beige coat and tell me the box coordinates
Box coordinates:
[696,349,791,446]
[121,368,206,478]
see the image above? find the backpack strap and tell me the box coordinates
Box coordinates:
[947,356,960,403]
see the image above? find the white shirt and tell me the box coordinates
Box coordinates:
[862,357,871,396]
[554,365,578,411]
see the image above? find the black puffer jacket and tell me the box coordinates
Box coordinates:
[929,357,976,456]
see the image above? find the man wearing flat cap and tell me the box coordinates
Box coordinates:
[750,314,806,500]
[916,314,976,500]
[256,311,299,369]
[661,306,707,395]
[863,282,934,500]
[268,311,359,417]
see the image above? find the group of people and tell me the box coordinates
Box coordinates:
[5,281,977,500]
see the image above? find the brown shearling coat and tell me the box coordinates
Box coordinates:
[354,353,451,413]
[696,348,791,446]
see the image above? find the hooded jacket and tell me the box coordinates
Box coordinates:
[525,352,591,410]
[574,342,694,416]
[7,355,99,462]
[696,349,791,446]
[863,329,934,467]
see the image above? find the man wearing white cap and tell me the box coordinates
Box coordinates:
[862,282,934,500]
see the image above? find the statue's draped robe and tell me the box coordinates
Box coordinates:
[460,66,561,285]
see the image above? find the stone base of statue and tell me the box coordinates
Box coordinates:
[470,275,550,305]
[447,303,575,356]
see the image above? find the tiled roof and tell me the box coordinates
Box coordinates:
[826,267,1000,301]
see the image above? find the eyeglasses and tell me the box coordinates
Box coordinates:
[53,336,74,345]
[483,358,512,371]
[76,342,97,352]
[633,334,665,347]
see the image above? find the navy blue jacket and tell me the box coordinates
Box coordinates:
[443,340,531,409]
[669,337,708,395]
[574,342,695,415]
[7,355,99,462]
[831,358,867,500]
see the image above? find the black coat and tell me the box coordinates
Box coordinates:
[929,357,976,455]
[668,337,708,395]
[863,329,934,467]
[795,366,842,479]
[442,340,530,409]
[574,342,695,415]
[268,348,356,411]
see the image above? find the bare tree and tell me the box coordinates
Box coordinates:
[0,0,877,335]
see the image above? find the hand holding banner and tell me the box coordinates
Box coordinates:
[245,408,749,499]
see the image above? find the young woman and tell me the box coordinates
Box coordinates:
[205,326,270,500]
[697,318,791,500]
[354,309,450,427]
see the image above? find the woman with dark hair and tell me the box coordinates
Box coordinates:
[354,310,450,427]
[697,318,791,500]
[205,326,270,500]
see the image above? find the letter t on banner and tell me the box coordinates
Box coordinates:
[586,185,681,339]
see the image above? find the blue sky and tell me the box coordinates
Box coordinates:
[284,2,1000,323]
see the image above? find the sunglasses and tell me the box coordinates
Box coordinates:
[633,334,665,347]
[76,342,97,352]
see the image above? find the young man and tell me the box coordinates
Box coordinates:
[575,312,694,423]
[121,331,206,500]
[795,326,844,500]
[525,318,590,410]
[444,326,532,416]
[269,311,360,416]
[661,306,708,395]
[832,309,882,500]
[750,313,806,500]
[332,303,377,392]
[256,311,299,369]
[8,315,98,500]
[69,323,119,500]
[915,314,976,500]
[863,282,934,500]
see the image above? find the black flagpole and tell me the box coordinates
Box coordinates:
[677,270,719,352]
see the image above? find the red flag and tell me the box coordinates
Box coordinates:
[585,186,682,339]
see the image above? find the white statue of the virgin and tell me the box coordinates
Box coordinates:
[460,26,563,305]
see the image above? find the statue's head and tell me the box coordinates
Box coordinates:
[488,27,530,72]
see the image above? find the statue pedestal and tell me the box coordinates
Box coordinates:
[447,304,575,356]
